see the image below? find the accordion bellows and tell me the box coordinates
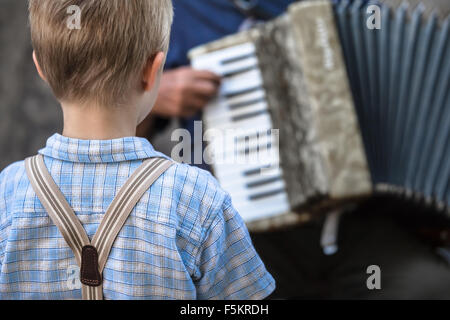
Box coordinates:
[190,0,449,221]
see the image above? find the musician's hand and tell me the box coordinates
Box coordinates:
[152,66,221,118]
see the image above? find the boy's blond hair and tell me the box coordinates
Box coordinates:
[29,0,173,107]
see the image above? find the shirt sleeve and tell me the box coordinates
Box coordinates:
[193,194,276,300]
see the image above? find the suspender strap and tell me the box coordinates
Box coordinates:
[25,155,90,265]
[25,155,174,300]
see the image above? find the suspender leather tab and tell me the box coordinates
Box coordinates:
[80,245,102,287]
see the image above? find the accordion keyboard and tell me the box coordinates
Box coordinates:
[191,42,290,222]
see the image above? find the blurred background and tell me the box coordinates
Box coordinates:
[0,0,62,170]
[0,0,449,299]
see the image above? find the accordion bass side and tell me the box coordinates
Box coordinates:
[189,0,450,224]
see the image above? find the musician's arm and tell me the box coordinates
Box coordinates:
[149,66,221,118]
[137,66,221,138]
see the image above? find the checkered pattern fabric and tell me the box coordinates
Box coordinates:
[0,134,275,300]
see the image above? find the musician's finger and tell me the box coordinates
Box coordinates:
[191,94,211,109]
[192,70,222,84]
[189,80,220,98]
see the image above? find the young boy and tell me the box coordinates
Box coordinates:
[0,0,275,300]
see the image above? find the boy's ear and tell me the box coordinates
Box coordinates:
[142,52,165,92]
[32,51,47,82]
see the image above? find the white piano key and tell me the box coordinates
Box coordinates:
[220,70,264,96]
[206,101,269,124]
[193,43,256,66]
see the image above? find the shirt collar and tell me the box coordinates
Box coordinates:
[39,133,164,163]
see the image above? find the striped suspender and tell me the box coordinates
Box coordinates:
[25,155,174,300]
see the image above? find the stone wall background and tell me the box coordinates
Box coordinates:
[0,0,62,171]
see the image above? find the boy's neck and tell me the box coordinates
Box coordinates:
[61,102,139,140]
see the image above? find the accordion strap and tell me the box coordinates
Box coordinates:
[25,154,173,300]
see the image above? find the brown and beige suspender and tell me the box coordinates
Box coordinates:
[25,154,174,300]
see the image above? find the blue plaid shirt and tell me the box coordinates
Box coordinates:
[0,134,275,300]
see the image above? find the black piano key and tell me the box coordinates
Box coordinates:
[249,188,285,201]
[243,168,262,177]
[224,86,262,99]
[229,97,266,111]
[232,110,268,122]
[222,65,258,78]
[221,52,256,65]
[246,176,282,189]
[243,166,274,177]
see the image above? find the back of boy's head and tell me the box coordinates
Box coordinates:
[29,0,173,107]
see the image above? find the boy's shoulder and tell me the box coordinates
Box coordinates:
[0,160,26,191]
[165,161,231,210]
[161,161,233,237]
[0,158,236,241]
[167,161,218,186]
[0,160,26,212]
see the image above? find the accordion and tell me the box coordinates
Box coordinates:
[189,0,450,225]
